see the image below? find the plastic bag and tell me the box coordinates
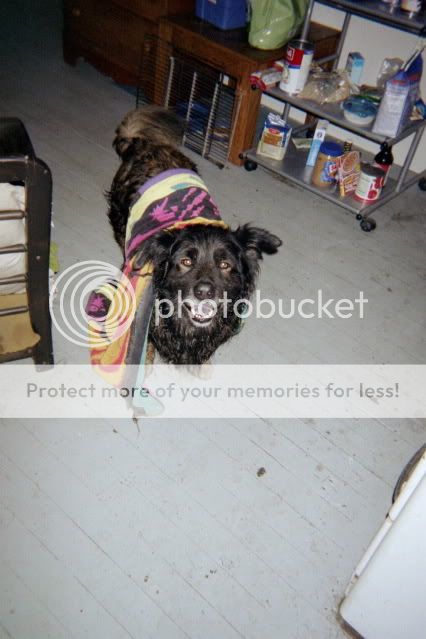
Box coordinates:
[376,57,403,90]
[248,0,309,50]
[298,68,358,104]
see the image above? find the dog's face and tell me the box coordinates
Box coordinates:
[161,228,250,329]
[138,224,281,334]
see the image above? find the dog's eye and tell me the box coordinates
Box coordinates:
[180,257,192,267]
[218,260,231,270]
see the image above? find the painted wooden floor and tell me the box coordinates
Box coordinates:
[1,1,425,638]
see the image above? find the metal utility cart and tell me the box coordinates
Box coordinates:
[243,0,426,232]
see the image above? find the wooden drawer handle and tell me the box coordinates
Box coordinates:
[71,7,81,17]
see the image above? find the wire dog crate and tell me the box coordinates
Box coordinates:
[137,36,238,168]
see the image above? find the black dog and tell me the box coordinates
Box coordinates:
[107,106,281,365]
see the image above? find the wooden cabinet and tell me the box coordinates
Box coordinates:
[157,15,341,165]
[63,0,194,85]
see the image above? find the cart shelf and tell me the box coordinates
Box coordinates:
[318,0,426,36]
[244,131,423,220]
[264,86,426,146]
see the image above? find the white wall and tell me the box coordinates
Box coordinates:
[261,5,425,173]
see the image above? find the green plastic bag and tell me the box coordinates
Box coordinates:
[248,0,309,50]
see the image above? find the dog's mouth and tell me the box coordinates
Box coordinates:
[183,300,217,327]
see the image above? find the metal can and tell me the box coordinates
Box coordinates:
[353,163,385,203]
[279,39,314,95]
[400,0,421,15]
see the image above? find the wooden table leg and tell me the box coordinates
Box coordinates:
[228,75,262,166]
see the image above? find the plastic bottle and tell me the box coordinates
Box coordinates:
[374,142,394,185]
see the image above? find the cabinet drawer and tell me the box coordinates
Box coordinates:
[64,0,156,69]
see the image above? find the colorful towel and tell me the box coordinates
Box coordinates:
[87,170,227,413]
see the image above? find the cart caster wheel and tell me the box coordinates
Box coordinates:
[355,213,363,221]
[418,177,426,191]
[244,160,258,172]
[360,218,376,232]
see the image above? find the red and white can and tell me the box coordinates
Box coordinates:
[401,0,422,15]
[279,39,314,95]
[353,163,385,204]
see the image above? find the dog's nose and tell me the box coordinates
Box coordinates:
[194,281,214,300]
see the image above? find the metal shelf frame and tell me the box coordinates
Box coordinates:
[243,0,426,230]
[317,0,425,36]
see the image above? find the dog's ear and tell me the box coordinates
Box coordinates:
[231,224,281,295]
[132,231,177,277]
[232,224,282,260]
[113,135,147,162]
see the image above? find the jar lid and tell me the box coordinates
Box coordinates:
[319,141,343,157]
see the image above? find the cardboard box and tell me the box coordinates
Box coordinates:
[345,52,365,86]
[257,113,292,161]
[373,51,423,137]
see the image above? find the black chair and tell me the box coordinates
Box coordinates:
[0,118,54,366]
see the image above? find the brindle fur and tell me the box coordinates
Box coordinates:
[107,107,281,365]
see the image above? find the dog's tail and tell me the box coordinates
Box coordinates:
[112,106,184,159]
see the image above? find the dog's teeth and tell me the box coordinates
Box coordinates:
[192,302,214,320]
[191,310,211,324]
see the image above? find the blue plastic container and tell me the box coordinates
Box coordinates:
[196,0,247,30]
